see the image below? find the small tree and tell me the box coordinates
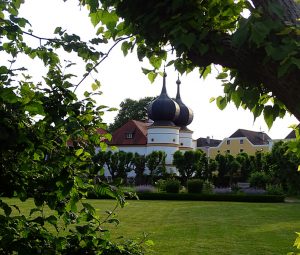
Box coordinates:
[132,153,147,185]
[173,150,206,185]
[146,151,166,184]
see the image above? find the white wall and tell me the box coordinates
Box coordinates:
[179,130,193,149]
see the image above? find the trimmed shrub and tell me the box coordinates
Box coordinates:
[135,192,285,202]
[249,171,270,189]
[202,180,214,194]
[187,179,203,193]
[165,179,180,193]
[266,184,284,195]
[155,179,167,192]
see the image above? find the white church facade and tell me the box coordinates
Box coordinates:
[108,73,197,175]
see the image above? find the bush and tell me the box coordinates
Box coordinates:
[248,171,270,189]
[165,179,181,193]
[202,180,214,194]
[155,179,167,192]
[135,192,285,202]
[266,184,284,195]
[187,179,204,193]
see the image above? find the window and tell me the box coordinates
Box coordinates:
[125,133,133,139]
[240,149,244,153]
[226,140,230,145]
[240,139,244,144]
[226,150,230,154]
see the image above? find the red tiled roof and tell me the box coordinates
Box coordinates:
[110,120,151,145]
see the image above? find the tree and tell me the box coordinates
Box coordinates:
[236,152,252,182]
[109,97,154,132]
[0,1,148,253]
[132,153,147,185]
[102,151,134,181]
[146,151,166,184]
[83,0,300,126]
[267,141,300,194]
[173,150,207,185]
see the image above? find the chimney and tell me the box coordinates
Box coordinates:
[206,136,210,145]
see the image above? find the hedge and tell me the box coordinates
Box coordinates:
[91,192,285,203]
[134,192,285,202]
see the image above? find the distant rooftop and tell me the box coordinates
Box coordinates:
[229,129,271,145]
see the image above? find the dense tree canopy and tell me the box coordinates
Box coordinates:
[81,0,300,127]
[108,97,154,132]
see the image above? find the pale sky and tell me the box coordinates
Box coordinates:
[18,0,298,140]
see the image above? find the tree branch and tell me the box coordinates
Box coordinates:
[73,36,132,92]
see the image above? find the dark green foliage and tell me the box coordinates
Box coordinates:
[187,179,203,194]
[132,153,147,185]
[266,184,284,196]
[0,0,148,253]
[173,150,207,184]
[108,97,154,132]
[165,179,181,193]
[249,171,270,189]
[146,151,166,184]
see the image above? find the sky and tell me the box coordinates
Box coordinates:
[18,0,298,140]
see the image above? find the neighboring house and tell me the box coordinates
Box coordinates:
[204,129,272,158]
[197,136,222,157]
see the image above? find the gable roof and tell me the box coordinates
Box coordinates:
[197,137,222,147]
[285,125,299,139]
[110,120,151,145]
[285,130,296,139]
[229,129,271,145]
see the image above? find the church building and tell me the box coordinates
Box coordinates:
[110,73,196,173]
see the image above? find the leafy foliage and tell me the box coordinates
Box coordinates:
[82,0,300,123]
[165,179,181,194]
[0,0,149,253]
[173,150,207,184]
[108,97,154,132]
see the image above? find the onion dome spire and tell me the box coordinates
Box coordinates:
[173,76,194,128]
[147,72,180,126]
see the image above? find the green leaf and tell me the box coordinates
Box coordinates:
[263,105,274,129]
[216,96,227,110]
[75,148,84,156]
[216,72,228,79]
[91,80,101,91]
[231,91,242,108]
[148,72,157,83]
[121,41,132,56]
[149,55,162,69]
[250,21,270,46]
[24,102,44,115]
[0,88,19,103]
[209,97,215,103]
[82,202,96,214]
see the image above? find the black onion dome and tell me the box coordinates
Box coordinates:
[173,78,194,127]
[148,73,180,126]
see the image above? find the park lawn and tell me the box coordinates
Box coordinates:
[2,198,300,255]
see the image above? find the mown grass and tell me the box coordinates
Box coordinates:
[2,198,300,255]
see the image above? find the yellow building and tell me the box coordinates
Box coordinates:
[198,129,272,158]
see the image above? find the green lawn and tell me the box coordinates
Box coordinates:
[3,198,300,255]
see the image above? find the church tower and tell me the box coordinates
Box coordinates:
[147,72,180,173]
[173,77,194,151]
